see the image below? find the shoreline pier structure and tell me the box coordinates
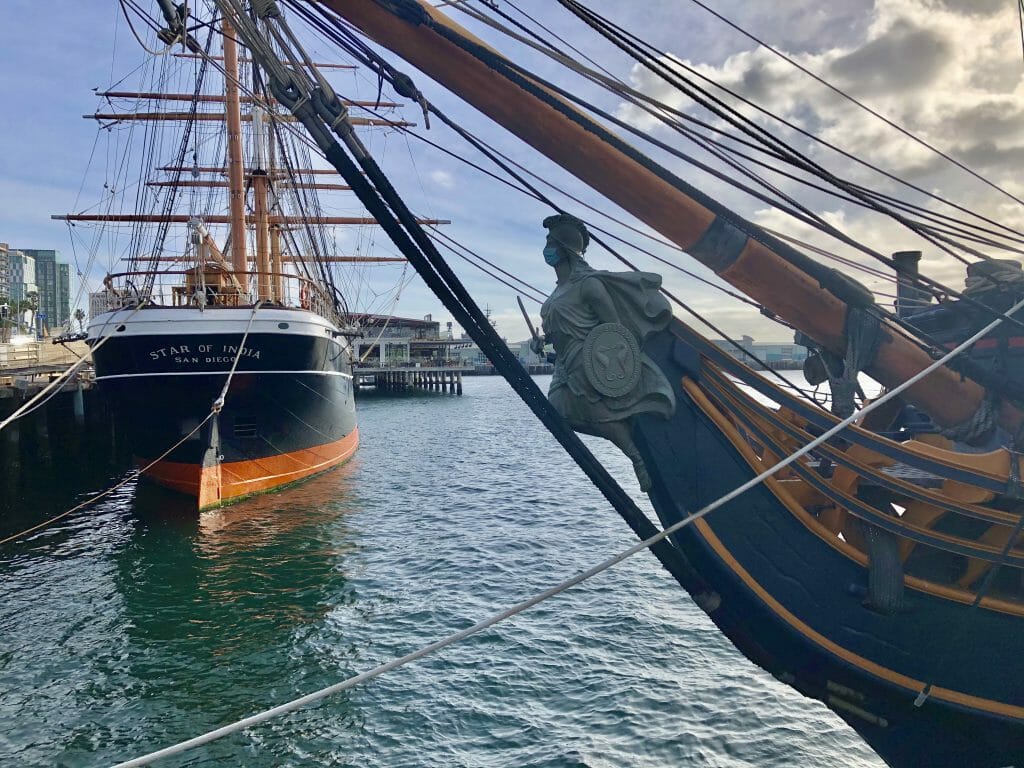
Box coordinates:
[0,338,128,508]
[351,314,473,395]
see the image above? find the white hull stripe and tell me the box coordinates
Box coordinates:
[96,370,354,381]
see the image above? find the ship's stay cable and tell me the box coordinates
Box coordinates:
[676,0,1024,209]
[472,0,1024,253]
[0,302,264,548]
[427,227,547,302]
[109,248,1024,768]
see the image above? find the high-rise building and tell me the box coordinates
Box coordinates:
[7,249,36,306]
[19,249,70,330]
[0,243,10,300]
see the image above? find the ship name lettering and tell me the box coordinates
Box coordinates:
[221,345,261,359]
[150,345,193,359]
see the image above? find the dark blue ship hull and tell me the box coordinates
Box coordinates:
[634,322,1024,768]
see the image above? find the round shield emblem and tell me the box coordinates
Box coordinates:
[583,322,641,397]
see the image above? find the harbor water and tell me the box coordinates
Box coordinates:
[0,374,884,766]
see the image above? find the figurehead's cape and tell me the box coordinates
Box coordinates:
[572,265,672,344]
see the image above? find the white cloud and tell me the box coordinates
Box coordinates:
[429,170,455,189]
[611,0,1024,329]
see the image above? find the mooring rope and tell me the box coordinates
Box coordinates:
[109,294,1024,768]
[0,304,263,548]
[0,412,215,548]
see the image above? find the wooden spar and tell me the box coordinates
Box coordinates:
[327,0,1018,433]
[139,255,408,263]
[146,180,353,191]
[171,53,355,69]
[158,166,341,175]
[52,214,450,225]
[87,112,412,127]
[97,91,400,109]
[222,18,248,290]
[253,172,272,300]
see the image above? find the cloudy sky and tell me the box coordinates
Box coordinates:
[1,0,1022,342]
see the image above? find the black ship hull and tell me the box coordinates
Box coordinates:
[632,321,1024,768]
[88,305,358,509]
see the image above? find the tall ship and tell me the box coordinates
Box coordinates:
[56,4,429,510]
[209,2,1024,766]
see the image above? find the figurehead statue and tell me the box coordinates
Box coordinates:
[533,214,675,491]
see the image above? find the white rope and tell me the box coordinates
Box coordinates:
[0,412,214,548]
[0,302,147,434]
[108,295,1024,768]
[211,302,263,411]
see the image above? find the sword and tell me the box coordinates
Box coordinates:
[517,295,542,348]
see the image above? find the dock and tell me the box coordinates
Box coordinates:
[0,340,129,510]
[354,364,471,395]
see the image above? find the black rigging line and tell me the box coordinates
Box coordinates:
[677,0,1024,209]
[476,0,1024,251]
[428,232,548,303]
[290,1,1024,404]
[427,228,547,302]
[536,1,1024,342]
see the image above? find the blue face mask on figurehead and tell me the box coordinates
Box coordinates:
[543,245,561,266]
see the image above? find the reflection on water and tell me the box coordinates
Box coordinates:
[2,460,366,767]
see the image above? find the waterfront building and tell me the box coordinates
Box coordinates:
[711,335,809,369]
[351,314,469,367]
[19,249,70,331]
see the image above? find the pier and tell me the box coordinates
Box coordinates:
[0,340,129,512]
[354,365,469,395]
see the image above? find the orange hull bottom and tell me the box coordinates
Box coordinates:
[139,428,360,510]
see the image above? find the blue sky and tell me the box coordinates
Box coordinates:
[2,1,1021,341]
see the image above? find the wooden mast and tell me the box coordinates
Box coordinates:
[222,17,248,293]
[326,0,1020,434]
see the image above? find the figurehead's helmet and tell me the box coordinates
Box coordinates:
[543,214,590,257]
